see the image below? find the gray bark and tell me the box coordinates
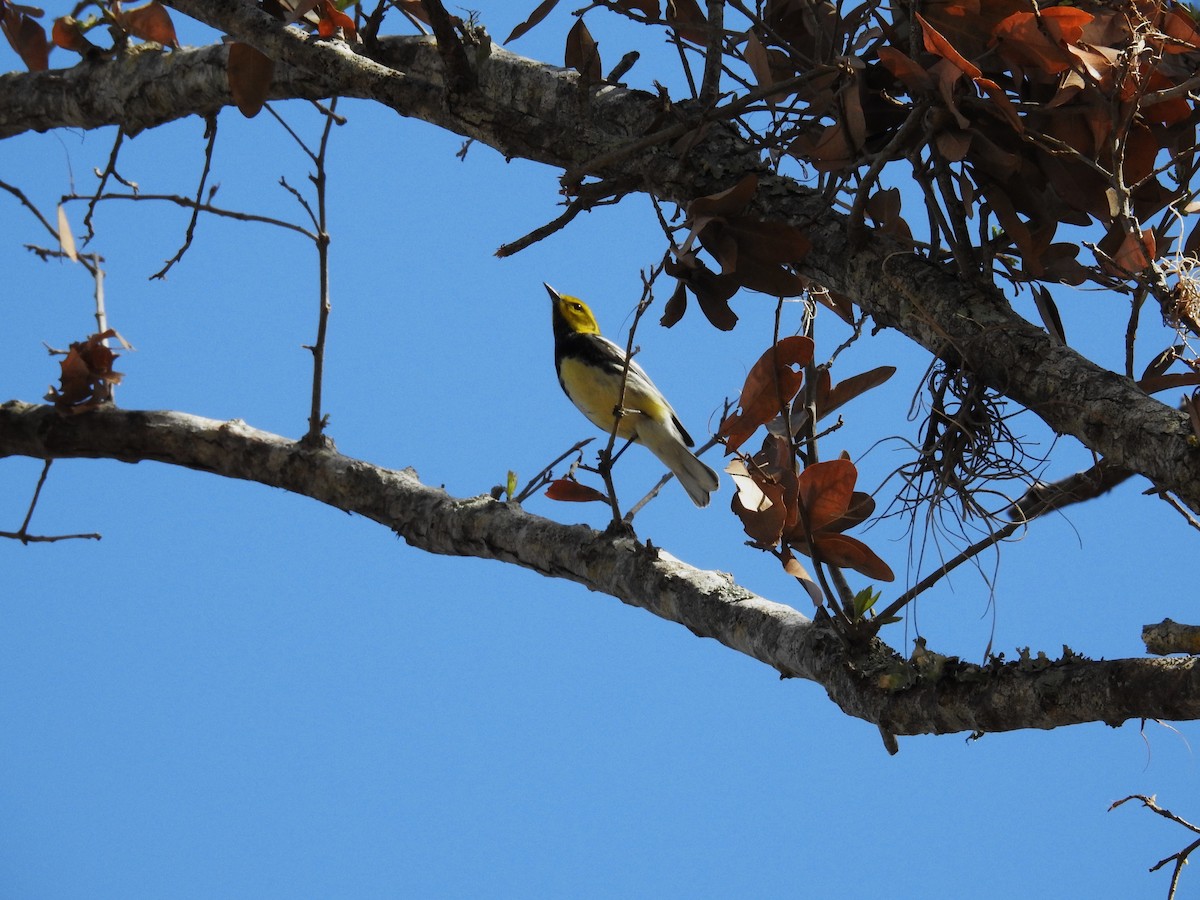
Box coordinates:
[4,400,1199,737]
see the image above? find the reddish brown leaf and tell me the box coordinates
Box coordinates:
[805,122,854,172]
[935,128,971,162]
[991,11,1073,74]
[1189,390,1200,442]
[726,216,811,267]
[828,491,875,533]
[781,548,825,606]
[735,264,808,298]
[916,12,980,79]
[1187,218,1200,260]
[731,477,787,546]
[865,188,910,241]
[689,174,758,218]
[665,253,739,330]
[51,15,98,57]
[314,0,355,38]
[1110,228,1156,275]
[45,330,124,413]
[695,216,809,297]
[1040,243,1086,286]
[796,458,856,533]
[1138,373,1200,394]
[840,77,867,151]
[818,366,895,420]
[719,336,814,453]
[227,41,274,118]
[982,184,1041,278]
[876,46,932,92]
[115,1,179,48]
[974,77,1022,133]
[1032,284,1065,344]
[2,4,48,71]
[504,0,560,43]
[1038,5,1093,45]
[615,0,660,17]
[665,0,706,45]
[1141,346,1182,382]
[693,275,739,330]
[565,17,601,83]
[744,28,773,89]
[389,0,427,24]
[544,478,608,503]
[811,533,895,581]
[813,288,856,324]
[659,280,688,328]
[1160,6,1200,52]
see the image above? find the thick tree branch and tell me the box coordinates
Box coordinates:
[3,399,1200,737]
[3,5,1198,515]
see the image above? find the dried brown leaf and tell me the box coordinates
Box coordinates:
[565,17,602,83]
[227,41,274,118]
[544,478,608,503]
[666,0,706,45]
[504,0,559,44]
[719,336,814,453]
[115,0,179,48]
[689,174,758,218]
[2,4,48,70]
[1032,285,1065,344]
[818,366,895,420]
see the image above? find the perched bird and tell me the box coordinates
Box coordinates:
[546,283,719,507]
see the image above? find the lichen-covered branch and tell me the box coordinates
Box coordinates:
[4,399,1199,737]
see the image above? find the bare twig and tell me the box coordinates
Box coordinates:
[152,114,219,279]
[1111,794,1200,900]
[302,98,340,448]
[63,192,318,241]
[512,438,595,503]
[84,128,127,241]
[1,460,102,545]
[496,181,627,258]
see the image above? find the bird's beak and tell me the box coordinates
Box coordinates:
[543,283,560,303]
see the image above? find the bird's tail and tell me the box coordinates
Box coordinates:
[637,419,720,507]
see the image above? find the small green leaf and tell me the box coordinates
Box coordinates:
[506,470,518,500]
[852,585,881,620]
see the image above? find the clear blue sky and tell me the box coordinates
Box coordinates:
[2,5,1198,898]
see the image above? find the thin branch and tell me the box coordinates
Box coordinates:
[83,128,127,241]
[512,438,595,503]
[1,460,102,544]
[1111,794,1200,900]
[495,181,627,258]
[151,114,219,279]
[302,98,340,447]
[62,192,318,241]
[870,513,1029,630]
[699,0,724,105]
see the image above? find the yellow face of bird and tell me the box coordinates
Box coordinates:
[546,284,601,335]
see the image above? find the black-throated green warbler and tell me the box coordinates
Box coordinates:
[546,284,719,507]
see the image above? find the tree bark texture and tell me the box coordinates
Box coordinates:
[4,400,1199,737]
[3,0,1196,513]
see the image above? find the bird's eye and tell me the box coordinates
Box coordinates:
[572,303,583,312]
